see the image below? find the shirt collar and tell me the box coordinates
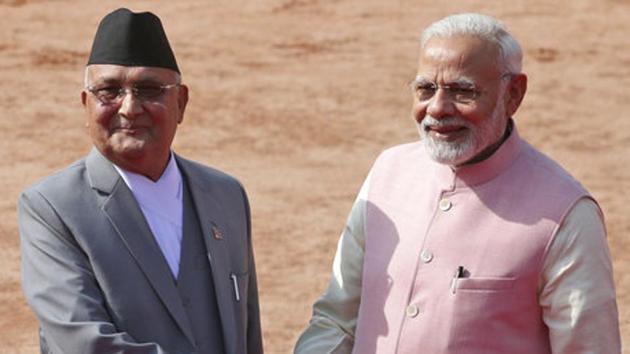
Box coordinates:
[113,153,183,224]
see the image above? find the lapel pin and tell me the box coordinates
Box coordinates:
[211,223,224,240]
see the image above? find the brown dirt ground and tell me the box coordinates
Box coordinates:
[1,0,629,353]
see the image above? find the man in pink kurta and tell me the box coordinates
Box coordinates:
[295,13,620,354]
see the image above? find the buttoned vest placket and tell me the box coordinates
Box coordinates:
[352,130,588,353]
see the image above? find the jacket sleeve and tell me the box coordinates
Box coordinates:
[539,198,621,354]
[19,189,166,354]
[294,175,370,354]
[241,185,264,354]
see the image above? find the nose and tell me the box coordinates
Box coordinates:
[118,89,144,118]
[426,88,455,119]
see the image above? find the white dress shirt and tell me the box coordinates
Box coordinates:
[114,154,183,278]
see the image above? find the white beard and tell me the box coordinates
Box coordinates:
[418,94,508,166]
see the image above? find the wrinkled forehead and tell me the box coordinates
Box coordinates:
[86,64,179,85]
[417,35,502,82]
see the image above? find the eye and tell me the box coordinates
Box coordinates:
[414,83,437,100]
[449,86,478,101]
[134,85,164,99]
[95,86,122,100]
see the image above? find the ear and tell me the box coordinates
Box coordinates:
[81,91,91,128]
[505,73,527,117]
[176,84,189,124]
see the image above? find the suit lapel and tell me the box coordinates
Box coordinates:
[86,149,196,346]
[177,156,238,354]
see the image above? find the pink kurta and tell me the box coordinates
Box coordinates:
[353,128,589,353]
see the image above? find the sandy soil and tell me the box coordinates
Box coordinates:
[1,0,628,353]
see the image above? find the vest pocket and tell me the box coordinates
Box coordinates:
[447,276,521,349]
[455,276,515,291]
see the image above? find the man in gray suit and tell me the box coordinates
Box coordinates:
[19,8,263,354]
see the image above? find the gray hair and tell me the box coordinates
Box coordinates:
[420,13,523,74]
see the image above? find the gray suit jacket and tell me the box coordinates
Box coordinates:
[19,148,263,354]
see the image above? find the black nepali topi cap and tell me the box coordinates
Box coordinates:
[87,8,180,73]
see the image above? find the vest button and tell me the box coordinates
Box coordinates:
[439,198,452,211]
[406,304,420,318]
[420,250,433,263]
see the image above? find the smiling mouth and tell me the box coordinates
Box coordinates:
[426,125,468,141]
[113,126,147,135]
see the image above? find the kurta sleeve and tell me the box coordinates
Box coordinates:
[294,174,371,354]
[539,198,621,353]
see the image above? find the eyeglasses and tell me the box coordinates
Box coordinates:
[409,73,513,104]
[85,83,180,105]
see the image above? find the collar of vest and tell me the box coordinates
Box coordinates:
[430,123,523,189]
